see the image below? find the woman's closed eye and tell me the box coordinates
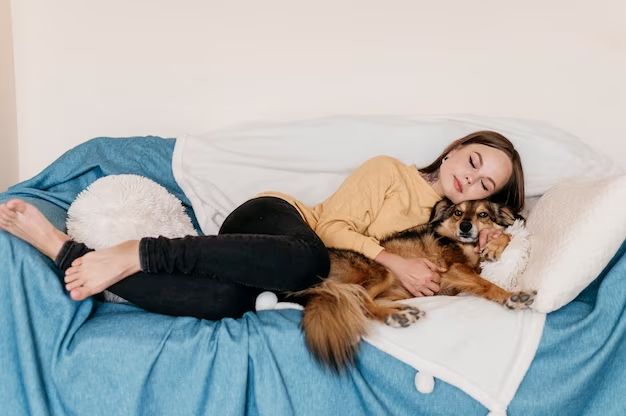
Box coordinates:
[469,154,491,192]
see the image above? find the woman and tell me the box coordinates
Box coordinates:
[0,131,523,320]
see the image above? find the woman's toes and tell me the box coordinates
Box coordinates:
[0,206,15,221]
[66,279,84,291]
[69,288,83,301]
[70,287,92,301]
[0,208,14,228]
[65,266,80,276]
[71,258,83,267]
[6,199,27,213]
[64,273,80,283]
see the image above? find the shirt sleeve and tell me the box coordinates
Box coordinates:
[315,155,397,259]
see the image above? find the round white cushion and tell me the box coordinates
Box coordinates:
[66,174,198,303]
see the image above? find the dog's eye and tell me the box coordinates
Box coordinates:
[478,212,488,218]
[454,210,463,217]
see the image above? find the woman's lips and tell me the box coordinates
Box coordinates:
[454,176,463,193]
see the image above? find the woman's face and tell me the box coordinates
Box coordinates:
[438,143,513,203]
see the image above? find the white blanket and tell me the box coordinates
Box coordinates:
[257,293,545,416]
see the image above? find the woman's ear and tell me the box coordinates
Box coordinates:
[444,146,461,160]
[429,198,454,224]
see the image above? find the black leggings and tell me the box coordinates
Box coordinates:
[54,197,330,320]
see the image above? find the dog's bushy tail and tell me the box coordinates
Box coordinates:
[300,280,370,372]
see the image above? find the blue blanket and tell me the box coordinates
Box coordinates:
[1,137,624,415]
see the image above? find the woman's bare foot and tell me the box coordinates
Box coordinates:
[0,198,141,302]
[63,240,141,301]
[0,199,70,259]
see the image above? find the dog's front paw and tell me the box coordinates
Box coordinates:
[384,306,425,328]
[504,290,537,310]
[480,233,511,261]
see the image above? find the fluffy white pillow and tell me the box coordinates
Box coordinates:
[66,174,198,303]
[518,175,626,312]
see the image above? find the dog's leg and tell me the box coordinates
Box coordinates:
[441,263,535,309]
[363,271,425,327]
[480,232,511,261]
[362,297,425,328]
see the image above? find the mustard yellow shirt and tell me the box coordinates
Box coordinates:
[256,155,443,260]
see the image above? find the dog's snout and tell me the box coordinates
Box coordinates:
[459,221,473,233]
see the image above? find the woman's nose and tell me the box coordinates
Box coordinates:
[465,175,473,185]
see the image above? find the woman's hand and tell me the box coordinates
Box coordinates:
[393,257,447,297]
[374,250,446,297]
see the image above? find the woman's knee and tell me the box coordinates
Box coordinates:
[286,242,330,291]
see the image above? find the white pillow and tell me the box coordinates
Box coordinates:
[175,114,623,235]
[66,174,197,303]
[518,175,626,312]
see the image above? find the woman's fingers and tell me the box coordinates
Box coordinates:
[424,259,446,273]
[404,283,421,297]
[420,288,434,296]
[427,282,440,293]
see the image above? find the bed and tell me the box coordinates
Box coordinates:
[1,130,625,415]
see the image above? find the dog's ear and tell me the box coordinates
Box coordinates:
[489,202,518,227]
[429,198,454,224]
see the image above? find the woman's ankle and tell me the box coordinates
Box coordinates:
[120,240,142,276]
[45,231,71,261]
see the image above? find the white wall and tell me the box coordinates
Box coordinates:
[11,0,626,180]
[0,0,18,190]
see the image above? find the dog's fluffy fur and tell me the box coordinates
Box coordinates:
[297,198,536,372]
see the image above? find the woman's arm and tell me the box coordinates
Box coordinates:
[314,155,397,260]
[374,249,404,269]
[315,155,444,297]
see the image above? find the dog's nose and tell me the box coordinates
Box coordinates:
[459,221,473,233]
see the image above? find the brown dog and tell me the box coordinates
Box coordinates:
[297,198,535,372]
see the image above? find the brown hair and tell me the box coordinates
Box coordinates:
[419,131,525,212]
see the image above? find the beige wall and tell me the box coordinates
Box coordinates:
[10,1,626,179]
[0,0,18,191]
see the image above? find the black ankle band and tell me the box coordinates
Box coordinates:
[54,240,89,271]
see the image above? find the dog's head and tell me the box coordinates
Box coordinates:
[428,198,519,243]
